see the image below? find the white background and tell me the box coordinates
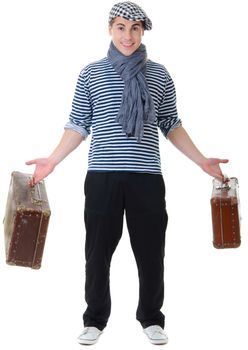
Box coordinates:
[0,0,247,349]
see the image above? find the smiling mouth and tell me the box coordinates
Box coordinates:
[122,43,134,48]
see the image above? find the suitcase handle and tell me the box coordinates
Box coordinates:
[214,176,238,191]
[215,175,230,190]
[30,182,47,206]
[215,182,231,191]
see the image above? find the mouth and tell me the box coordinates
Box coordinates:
[121,42,134,48]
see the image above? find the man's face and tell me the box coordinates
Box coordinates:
[109,16,144,56]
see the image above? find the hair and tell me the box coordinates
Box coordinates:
[109,18,145,29]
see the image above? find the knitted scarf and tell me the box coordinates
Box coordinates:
[107,41,156,142]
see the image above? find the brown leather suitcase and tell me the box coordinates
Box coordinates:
[211,177,241,248]
[3,171,51,269]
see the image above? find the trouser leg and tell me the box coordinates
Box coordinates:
[125,173,168,329]
[83,172,124,331]
[83,210,123,330]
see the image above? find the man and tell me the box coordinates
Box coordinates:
[26,1,228,345]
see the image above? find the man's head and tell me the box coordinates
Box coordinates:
[108,1,152,56]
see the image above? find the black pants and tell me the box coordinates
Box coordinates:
[83,171,168,331]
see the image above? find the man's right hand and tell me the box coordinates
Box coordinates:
[25,129,85,186]
[25,158,56,186]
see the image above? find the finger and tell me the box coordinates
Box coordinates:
[28,176,35,187]
[33,171,46,185]
[32,175,40,186]
[26,160,36,165]
[212,159,229,165]
[215,173,224,181]
[220,159,229,164]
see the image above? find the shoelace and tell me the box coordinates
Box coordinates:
[147,326,165,338]
[81,327,94,335]
[81,327,101,335]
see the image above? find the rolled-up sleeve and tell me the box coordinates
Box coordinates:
[64,67,92,139]
[157,73,182,138]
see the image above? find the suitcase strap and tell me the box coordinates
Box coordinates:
[30,182,46,268]
[32,210,45,268]
[219,195,225,246]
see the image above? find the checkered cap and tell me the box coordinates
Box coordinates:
[108,1,152,30]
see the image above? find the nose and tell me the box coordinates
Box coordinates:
[123,29,132,41]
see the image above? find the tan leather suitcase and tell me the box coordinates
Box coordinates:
[3,171,51,269]
[211,177,241,248]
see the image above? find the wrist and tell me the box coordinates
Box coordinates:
[47,155,60,167]
[196,155,208,168]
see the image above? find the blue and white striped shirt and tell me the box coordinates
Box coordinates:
[65,57,181,174]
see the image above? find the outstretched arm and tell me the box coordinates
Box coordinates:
[167,126,228,181]
[26,129,85,185]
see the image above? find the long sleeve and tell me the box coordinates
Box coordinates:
[64,66,92,138]
[157,72,182,138]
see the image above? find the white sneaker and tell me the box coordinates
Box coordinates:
[143,325,168,345]
[77,326,103,345]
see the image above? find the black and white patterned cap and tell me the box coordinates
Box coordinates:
[108,1,152,30]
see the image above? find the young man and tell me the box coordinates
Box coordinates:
[26,1,228,345]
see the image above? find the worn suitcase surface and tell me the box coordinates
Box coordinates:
[211,177,241,249]
[4,171,51,269]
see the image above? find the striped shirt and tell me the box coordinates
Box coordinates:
[65,57,182,174]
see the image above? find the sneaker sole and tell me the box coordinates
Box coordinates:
[149,338,169,345]
[78,333,102,345]
[78,338,100,345]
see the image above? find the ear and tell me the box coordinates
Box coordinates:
[108,25,113,36]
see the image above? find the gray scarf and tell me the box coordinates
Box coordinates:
[107,41,156,142]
